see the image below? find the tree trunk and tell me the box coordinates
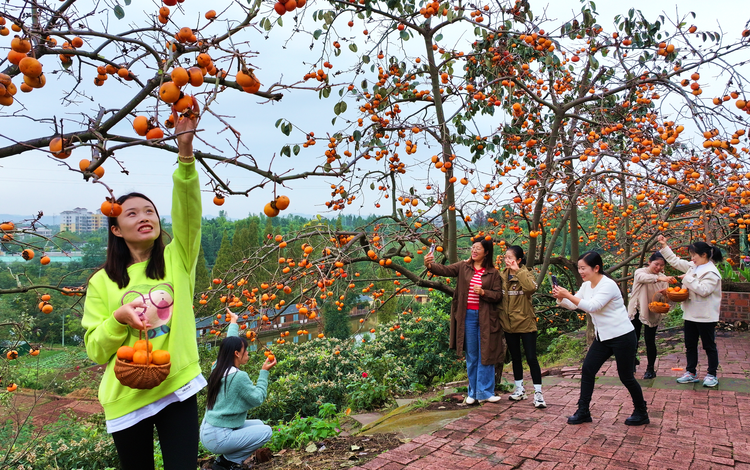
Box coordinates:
[424,31,457,263]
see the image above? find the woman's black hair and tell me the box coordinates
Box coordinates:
[472,238,495,269]
[688,242,723,263]
[103,192,166,289]
[578,251,604,274]
[506,245,526,266]
[206,335,248,410]
[649,251,666,263]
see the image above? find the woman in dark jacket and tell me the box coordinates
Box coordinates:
[424,238,504,404]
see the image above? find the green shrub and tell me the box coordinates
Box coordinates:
[1,413,119,470]
[266,403,340,452]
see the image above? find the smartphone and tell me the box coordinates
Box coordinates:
[428,244,436,255]
[550,275,559,287]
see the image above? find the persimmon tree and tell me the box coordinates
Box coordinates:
[2,0,750,402]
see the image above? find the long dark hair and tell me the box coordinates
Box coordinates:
[579,251,604,274]
[688,241,723,263]
[506,245,526,266]
[103,192,166,289]
[206,335,248,410]
[472,238,495,269]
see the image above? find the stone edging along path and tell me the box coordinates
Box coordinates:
[352,331,750,470]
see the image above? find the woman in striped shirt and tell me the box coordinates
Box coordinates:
[425,238,504,404]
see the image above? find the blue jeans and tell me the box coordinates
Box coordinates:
[465,308,496,400]
[200,418,272,465]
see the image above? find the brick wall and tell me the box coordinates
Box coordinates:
[720,291,750,323]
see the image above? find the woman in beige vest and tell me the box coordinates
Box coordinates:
[627,252,674,379]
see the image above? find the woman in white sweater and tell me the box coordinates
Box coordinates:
[552,251,648,426]
[656,235,722,388]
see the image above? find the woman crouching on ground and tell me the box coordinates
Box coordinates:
[201,308,276,470]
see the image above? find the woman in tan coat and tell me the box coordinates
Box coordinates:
[499,245,546,409]
[627,252,674,379]
[424,238,504,404]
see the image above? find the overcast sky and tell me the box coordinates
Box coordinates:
[0,0,747,224]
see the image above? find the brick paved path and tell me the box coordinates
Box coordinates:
[354,331,750,470]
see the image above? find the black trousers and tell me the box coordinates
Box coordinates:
[632,316,657,370]
[111,394,199,470]
[684,320,719,376]
[579,330,644,409]
[505,331,543,384]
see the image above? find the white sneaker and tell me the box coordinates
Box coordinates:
[533,392,547,409]
[464,396,476,405]
[483,395,502,403]
[509,387,526,401]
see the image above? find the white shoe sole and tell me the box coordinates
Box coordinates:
[534,401,547,409]
[509,394,527,401]
[481,396,502,403]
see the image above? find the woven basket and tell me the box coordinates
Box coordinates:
[114,331,171,390]
[648,292,670,314]
[666,289,689,302]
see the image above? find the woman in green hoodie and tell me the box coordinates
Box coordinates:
[82,101,204,470]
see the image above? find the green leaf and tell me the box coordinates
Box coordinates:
[322,87,331,98]
[349,43,358,53]
[123,0,131,5]
[400,31,409,41]
[434,33,443,42]
[275,119,283,128]
[361,80,368,89]
[293,145,300,156]
[370,183,375,190]
[331,117,337,125]
[113,5,125,19]
[277,17,283,26]
[334,101,348,115]
[281,123,291,136]
[281,145,290,157]
[313,29,323,40]
[362,55,370,64]
[353,130,362,141]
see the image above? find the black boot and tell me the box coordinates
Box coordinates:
[643,369,656,380]
[625,401,650,426]
[567,403,592,425]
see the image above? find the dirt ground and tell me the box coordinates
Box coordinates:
[199,434,404,470]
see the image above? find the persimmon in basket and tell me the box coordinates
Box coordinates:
[117,343,170,365]
[667,286,688,294]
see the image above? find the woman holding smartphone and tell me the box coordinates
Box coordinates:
[552,251,648,426]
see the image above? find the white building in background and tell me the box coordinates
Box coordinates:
[59,208,107,233]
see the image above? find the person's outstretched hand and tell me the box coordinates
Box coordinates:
[262,355,277,371]
[174,96,200,156]
[226,307,238,324]
[657,235,668,248]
